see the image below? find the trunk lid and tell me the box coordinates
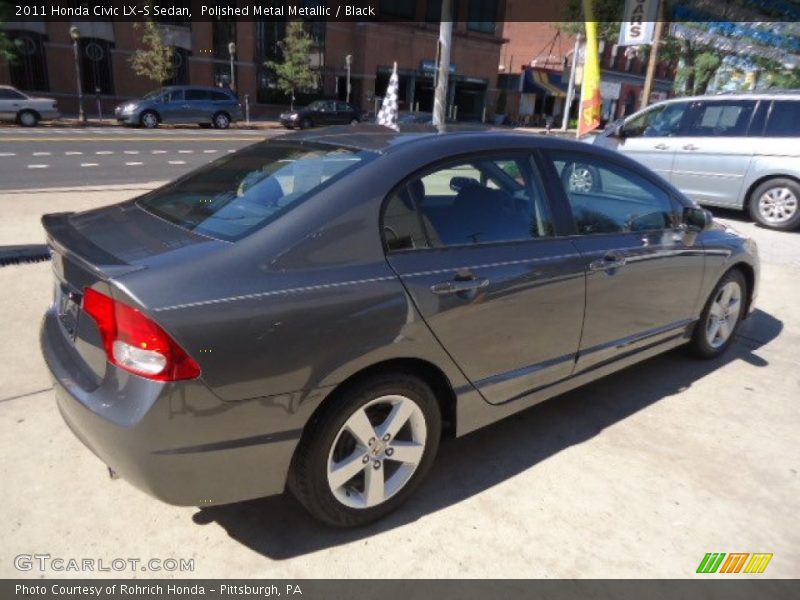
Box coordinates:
[42,202,213,384]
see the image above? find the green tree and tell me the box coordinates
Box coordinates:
[130,20,174,85]
[267,21,317,110]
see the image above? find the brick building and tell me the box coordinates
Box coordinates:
[0,1,506,121]
[497,19,677,125]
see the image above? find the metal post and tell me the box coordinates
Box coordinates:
[641,11,665,110]
[244,94,250,124]
[69,26,85,123]
[433,0,453,130]
[95,87,102,121]
[228,42,236,92]
[345,54,352,104]
[561,33,582,131]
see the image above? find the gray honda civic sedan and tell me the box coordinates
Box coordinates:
[41,126,759,527]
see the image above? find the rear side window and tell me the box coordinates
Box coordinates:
[547,152,677,234]
[684,100,756,137]
[0,88,26,99]
[384,154,555,249]
[185,89,210,101]
[137,142,374,242]
[211,91,231,101]
[764,100,800,137]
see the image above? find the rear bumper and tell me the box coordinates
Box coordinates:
[41,309,301,506]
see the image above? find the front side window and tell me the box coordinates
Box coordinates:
[623,102,688,138]
[185,89,209,101]
[764,100,800,137]
[685,100,756,137]
[138,142,374,242]
[167,89,184,102]
[384,154,554,250]
[548,152,676,234]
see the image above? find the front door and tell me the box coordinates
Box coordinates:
[670,99,757,209]
[612,101,692,182]
[159,89,186,123]
[545,151,706,372]
[384,153,586,405]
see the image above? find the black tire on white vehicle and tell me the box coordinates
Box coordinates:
[18,110,39,127]
[748,177,800,231]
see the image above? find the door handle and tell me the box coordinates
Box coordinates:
[589,253,627,272]
[682,144,699,151]
[654,143,669,150]
[430,278,490,295]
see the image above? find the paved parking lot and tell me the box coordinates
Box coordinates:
[0,187,797,578]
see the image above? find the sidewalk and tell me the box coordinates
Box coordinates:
[0,116,283,130]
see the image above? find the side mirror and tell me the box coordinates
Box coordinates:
[612,123,626,139]
[684,206,713,231]
[449,176,480,192]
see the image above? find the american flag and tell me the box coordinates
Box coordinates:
[376,62,400,131]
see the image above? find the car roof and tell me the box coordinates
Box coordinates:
[280,124,603,155]
[653,91,800,106]
[162,85,232,92]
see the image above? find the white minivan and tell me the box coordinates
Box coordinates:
[593,93,800,231]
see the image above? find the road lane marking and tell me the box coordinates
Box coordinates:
[32,152,52,156]
[203,150,217,153]
[27,164,49,169]
[227,149,235,153]
[95,151,114,155]
[65,151,83,155]
[0,152,15,156]
[168,160,186,165]
[123,150,140,154]
[125,161,143,166]
[152,150,167,154]
[80,162,99,167]
[178,150,193,154]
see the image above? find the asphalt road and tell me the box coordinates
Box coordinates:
[0,126,285,190]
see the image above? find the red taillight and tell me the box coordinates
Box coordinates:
[83,288,201,381]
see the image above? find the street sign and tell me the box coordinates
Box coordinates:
[618,0,659,46]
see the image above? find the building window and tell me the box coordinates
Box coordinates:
[80,38,114,95]
[467,0,497,33]
[213,18,236,60]
[7,30,49,92]
[380,0,416,18]
[165,47,190,85]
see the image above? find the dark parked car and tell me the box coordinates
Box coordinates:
[280,100,362,129]
[41,126,759,527]
[115,85,243,129]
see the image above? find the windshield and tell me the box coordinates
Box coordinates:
[142,89,163,101]
[306,100,325,111]
[136,141,374,242]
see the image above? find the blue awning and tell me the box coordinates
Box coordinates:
[522,69,567,97]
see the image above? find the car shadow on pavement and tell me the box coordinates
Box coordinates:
[193,308,782,559]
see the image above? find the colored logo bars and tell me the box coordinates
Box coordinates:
[696,553,773,574]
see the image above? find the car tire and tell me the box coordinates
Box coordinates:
[18,110,39,127]
[140,111,159,129]
[748,178,800,231]
[300,117,312,130]
[289,371,441,527]
[687,269,747,359]
[561,162,600,193]
[213,112,231,129]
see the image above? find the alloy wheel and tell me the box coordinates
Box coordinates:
[141,112,158,128]
[19,111,38,127]
[568,165,594,193]
[758,187,798,224]
[214,113,230,129]
[326,394,427,509]
[705,281,742,349]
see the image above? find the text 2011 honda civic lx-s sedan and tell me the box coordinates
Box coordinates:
[41,126,759,527]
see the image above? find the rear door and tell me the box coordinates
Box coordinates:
[184,88,211,121]
[613,101,691,181]
[384,152,586,405]
[544,151,705,372]
[671,99,757,208]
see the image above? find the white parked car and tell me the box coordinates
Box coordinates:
[0,85,60,126]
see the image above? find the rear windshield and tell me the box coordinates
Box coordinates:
[137,141,373,241]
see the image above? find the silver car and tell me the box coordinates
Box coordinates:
[0,85,60,126]
[594,92,800,231]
